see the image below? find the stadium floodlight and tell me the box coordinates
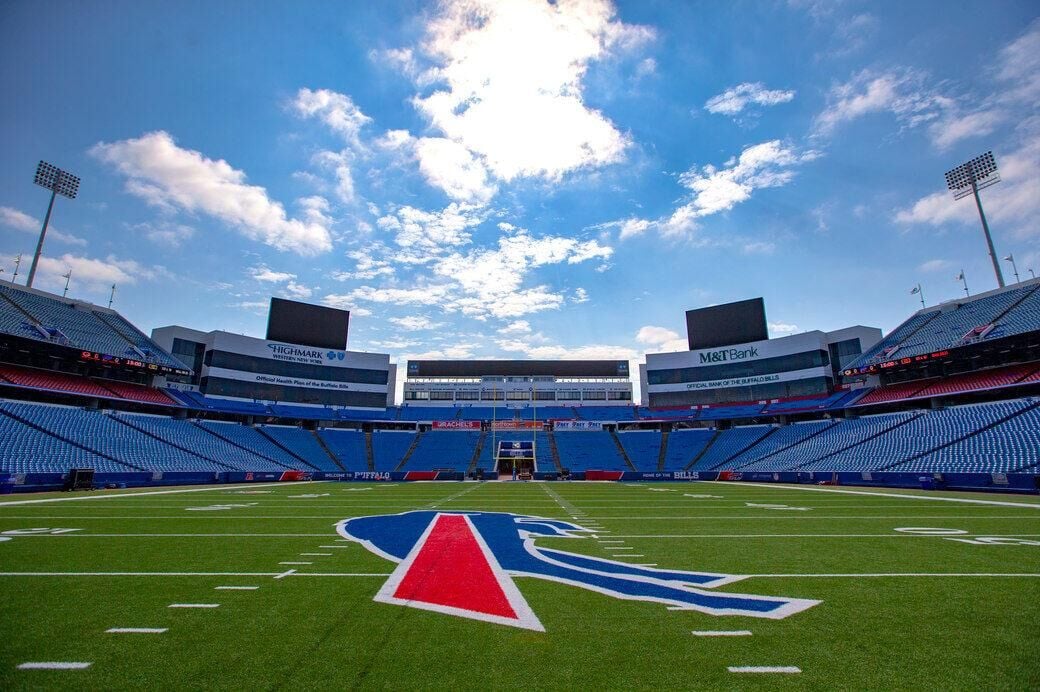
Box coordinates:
[27,160,80,288]
[1030,269,1037,280]
[61,269,72,298]
[944,151,1004,289]
[1003,254,1020,283]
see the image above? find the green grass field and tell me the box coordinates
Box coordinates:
[1,480,1039,690]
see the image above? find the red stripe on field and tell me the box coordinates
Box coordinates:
[393,514,517,620]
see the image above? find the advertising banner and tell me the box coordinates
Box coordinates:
[489,420,542,430]
[553,421,603,431]
[432,420,482,430]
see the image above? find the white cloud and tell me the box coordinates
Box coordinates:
[572,287,589,303]
[812,69,951,138]
[704,82,795,116]
[928,110,1004,151]
[614,140,817,241]
[376,203,484,261]
[130,221,195,248]
[741,241,776,254]
[389,315,443,331]
[282,281,313,299]
[312,149,358,204]
[250,265,296,283]
[91,131,332,255]
[332,247,395,281]
[405,0,650,187]
[0,206,87,246]
[34,253,167,294]
[918,259,954,273]
[497,339,638,361]
[292,88,372,149]
[414,137,498,203]
[501,320,532,334]
[635,325,687,352]
[768,321,800,335]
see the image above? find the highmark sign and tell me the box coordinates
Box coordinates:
[266,343,346,366]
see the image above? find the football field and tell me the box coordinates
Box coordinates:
[1,480,1039,690]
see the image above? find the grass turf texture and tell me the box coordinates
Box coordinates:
[0,480,1038,690]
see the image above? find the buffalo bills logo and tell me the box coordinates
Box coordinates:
[336,511,818,632]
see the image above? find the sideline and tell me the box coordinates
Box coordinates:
[703,482,1040,509]
[0,481,328,506]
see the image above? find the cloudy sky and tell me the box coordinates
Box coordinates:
[2,0,1038,397]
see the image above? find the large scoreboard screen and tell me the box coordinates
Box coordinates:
[842,349,951,378]
[266,298,349,351]
[686,298,768,350]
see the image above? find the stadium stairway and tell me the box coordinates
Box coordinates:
[395,429,425,471]
[467,430,488,476]
[255,427,322,472]
[364,431,375,471]
[608,428,637,471]
[657,430,669,471]
[545,431,563,472]
[310,429,348,472]
[684,429,721,470]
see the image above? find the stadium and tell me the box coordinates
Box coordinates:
[2,1,1039,689]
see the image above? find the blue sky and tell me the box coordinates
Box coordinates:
[2,0,1038,395]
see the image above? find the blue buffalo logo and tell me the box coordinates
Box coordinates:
[336,510,818,631]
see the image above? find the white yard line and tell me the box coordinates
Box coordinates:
[708,482,1040,509]
[607,533,1040,538]
[18,662,92,670]
[106,628,167,634]
[168,603,220,608]
[0,481,329,506]
[728,666,800,674]
[744,572,1040,578]
[693,630,752,637]
[215,586,258,590]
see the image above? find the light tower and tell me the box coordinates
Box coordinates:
[944,151,1003,288]
[27,161,80,288]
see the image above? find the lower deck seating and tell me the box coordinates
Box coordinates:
[369,430,416,471]
[404,431,480,471]
[689,426,773,470]
[260,426,341,471]
[315,429,368,471]
[661,429,715,470]
[553,431,627,471]
[616,431,661,471]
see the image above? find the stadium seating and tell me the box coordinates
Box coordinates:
[572,406,639,421]
[616,430,661,471]
[661,429,715,470]
[849,283,1040,367]
[697,404,767,421]
[0,365,116,399]
[0,401,135,473]
[315,429,368,471]
[196,421,306,469]
[369,430,417,471]
[98,380,178,405]
[0,402,225,473]
[397,406,455,421]
[726,420,837,468]
[404,431,480,471]
[0,283,186,369]
[553,430,627,471]
[638,406,698,420]
[114,413,289,471]
[518,406,578,420]
[892,402,1040,473]
[738,411,919,472]
[854,381,931,407]
[689,425,773,470]
[457,407,499,421]
[260,426,342,472]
